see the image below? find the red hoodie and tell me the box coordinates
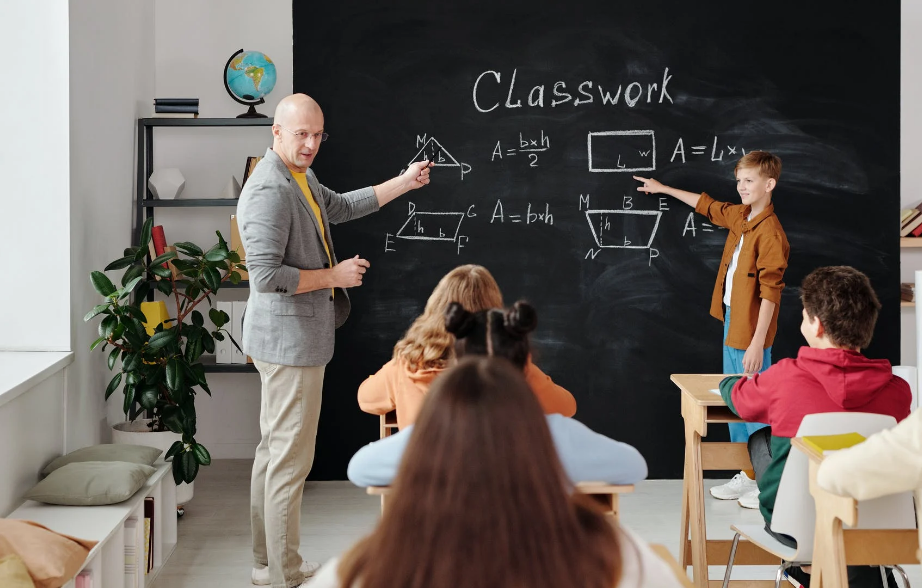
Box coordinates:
[731,347,911,437]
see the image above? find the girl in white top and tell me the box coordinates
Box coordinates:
[306,356,683,588]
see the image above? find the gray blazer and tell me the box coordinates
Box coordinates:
[236,148,380,366]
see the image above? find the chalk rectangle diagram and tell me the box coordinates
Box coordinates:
[587,130,655,173]
[585,209,662,249]
[396,212,465,242]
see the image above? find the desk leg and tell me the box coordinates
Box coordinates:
[680,446,691,569]
[686,426,708,588]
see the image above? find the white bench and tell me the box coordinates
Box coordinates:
[8,462,177,588]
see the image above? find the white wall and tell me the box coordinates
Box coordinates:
[0,1,70,351]
[902,1,922,366]
[150,0,293,457]
[0,372,66,516]
[70,0,156,448]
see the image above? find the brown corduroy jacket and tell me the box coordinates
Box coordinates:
[695,193,789,349]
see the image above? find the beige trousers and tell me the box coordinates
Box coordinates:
[251,359,324,588]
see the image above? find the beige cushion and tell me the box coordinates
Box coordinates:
[0,554,35,588]
[0,520,96,588]
[24,462,156,506]
[42,444,162,476]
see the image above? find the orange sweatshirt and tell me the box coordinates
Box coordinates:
[357,356,577,429]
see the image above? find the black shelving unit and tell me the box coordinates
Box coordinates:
[136,117,271,374]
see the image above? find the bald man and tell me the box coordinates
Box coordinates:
[237,94,432,588]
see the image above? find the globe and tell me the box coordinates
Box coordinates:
[223,49,277,118]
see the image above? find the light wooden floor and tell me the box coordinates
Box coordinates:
[151,460,920,588]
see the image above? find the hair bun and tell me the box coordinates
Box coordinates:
[444,302,476,339]
[503,300,537,336]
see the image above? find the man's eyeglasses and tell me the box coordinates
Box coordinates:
[278,125,329,143]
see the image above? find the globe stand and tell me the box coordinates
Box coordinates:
[237,104,268,119]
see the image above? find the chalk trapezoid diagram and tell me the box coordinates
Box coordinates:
[406,137,471,179]
[584,209,662,249]
[396,211,465,242]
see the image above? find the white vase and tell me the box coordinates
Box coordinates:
[112,419,194,505]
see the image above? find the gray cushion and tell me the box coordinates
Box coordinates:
[42,444,162,476]
[24,462,157,506]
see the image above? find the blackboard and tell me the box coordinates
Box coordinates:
[293,0,900,479]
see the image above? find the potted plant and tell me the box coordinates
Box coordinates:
[85,217,246,493]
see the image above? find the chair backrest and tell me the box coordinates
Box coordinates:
[771,412,910,562]
[892,365,919,412]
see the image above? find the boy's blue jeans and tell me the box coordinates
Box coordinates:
[723,306,771,443]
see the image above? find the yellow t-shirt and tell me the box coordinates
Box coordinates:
[291,172,334,296]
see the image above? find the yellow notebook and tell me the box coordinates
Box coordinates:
[801,432,866,454]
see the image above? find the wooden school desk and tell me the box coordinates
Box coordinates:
[380,410,398,439]
[790,437,918,588]
[367,482,634,522]
[672,374,780,588]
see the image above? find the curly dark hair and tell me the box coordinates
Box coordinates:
[800,266,880,349]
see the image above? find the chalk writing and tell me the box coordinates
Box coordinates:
[491,130,550,167]
[404,134,471,179]
[670,135,747,164]
[588,131,656,173]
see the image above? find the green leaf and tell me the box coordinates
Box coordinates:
[166,358,184,391]
[215,230,228,249]
[186,284,201,300]
[148,329,177,351]
[237,264,247,274]
[191,310,204,327]
[99,315,118,338]
[202,266,221,292]
[185,337,204,364]
[227,251,241,263]
[91,271,117,297]
[122,383,136,415]
[204,247,228,263]
[121,352,142,372]
[151,251,177,266]
[84,304,110,322]
[124,247,139,257]
[107,347,120,370]
[156,279,173,296]
[163,410,183,435]
[172,458,185,486]
[165,440,184,461]
[208,308,226,328]
[192,443,211,466]
[174,242,203,257]
[213,331,225,342]
[104,255,135,271]
[119,275,145,299]
[229,271,242,284]
[134,280,151,305]
[104,373,122,400]
[201,332,215,354]
[121,264,146,287]
[181,451,199,483]
[172,259,196,272]
[138,385,159,410]
[90,336,106,351]
[123,306,146,322]
[229,334,242,354]
[150,266,172,279]
[139,218,153,251]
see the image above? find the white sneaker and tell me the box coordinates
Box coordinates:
[251,561,321,586]
[709,471,757,500]
[738,488,760,509]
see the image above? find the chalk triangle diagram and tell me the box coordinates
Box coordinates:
[406,137,471,179]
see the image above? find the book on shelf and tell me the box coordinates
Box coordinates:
[801,432,866,454]
[901,214,922,237]
[151,225,168,265]
[76,571,92,588]
[901,208,916,225]
[145,496,155,573]
[242,156,263,187]
[154,104,199,113]
[902,283,915,302]
[152,112,200,118]
[153,98,199,106]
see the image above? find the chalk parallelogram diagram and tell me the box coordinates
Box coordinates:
[405,136,472,180]
[585,209,662,249]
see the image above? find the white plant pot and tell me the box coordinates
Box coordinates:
[112,419,194,505]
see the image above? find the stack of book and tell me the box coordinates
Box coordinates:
[902,283,915,303]
[153,98,199,118]
[901,207,922,237]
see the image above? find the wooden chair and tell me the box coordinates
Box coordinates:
[721,412,913,588]
[650,544,695,588]
[379,410,398,439]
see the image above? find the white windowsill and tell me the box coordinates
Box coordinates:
[0,351,75,409]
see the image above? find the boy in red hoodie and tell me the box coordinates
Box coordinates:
[719,266,910,587]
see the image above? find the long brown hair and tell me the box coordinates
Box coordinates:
[392,265,503,370]
[339,357,622,588]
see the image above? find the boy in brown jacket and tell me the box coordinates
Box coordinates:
[635,151,790,507]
